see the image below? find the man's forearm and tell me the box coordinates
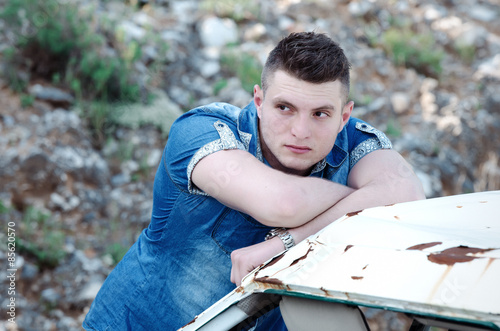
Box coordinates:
[273,176,355,228]
[289,176,425,244]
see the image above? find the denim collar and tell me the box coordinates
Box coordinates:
[237,101,348,174]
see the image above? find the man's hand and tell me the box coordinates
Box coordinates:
[230,237,285,286]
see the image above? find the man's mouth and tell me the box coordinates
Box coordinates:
[285,145,312,154]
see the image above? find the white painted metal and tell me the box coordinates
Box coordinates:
[179,191,500,330]
[197,305,249,331]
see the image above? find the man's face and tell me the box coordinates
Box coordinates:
[254,70,353,176]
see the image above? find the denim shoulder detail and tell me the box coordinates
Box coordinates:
[237,101,263,162]
[349,122,392,169]
[187,120,246,195]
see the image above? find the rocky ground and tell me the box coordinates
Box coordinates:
[1,0,499,330]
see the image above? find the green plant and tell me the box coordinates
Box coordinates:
[1,0,140,101]
[16,206,67,268]
[454,41,476,65]
[0,200,10,214]
[213,79,229,95]
[20,93,35,108]
[79,101,116,146]
[105,242,129,265]
[385,117,402,138]
[1,0,152,146]
[221,51,262,93]
[378,27,444,78]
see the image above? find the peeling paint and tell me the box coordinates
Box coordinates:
[290,246,314,267]
[184,316,197,327]
[344,245,354,252]
[427,246,494,266]
[407,242,443,250]
[346,209,363,217]
[351,276,364,280]
[254,276,284,286]
[320,287,329,296]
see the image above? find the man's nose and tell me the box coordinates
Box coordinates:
[290,115,311,139]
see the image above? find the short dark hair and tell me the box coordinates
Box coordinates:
[262,32,351,104]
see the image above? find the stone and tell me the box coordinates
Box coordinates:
[118,21,146,41]
[28,84,74,105]
[111,173,131,187]
[423,4,447,21]
[455,23,488,49]
[390,92,410,114]
[348,1,374,17]
[200,60,221,78]
[475,54,500,80]
[367,97,386,113]
[469,5,497,22]
[244,23,267,41]
[199,16,238,48]
[76,277,104,304]
[21,262,39,280]
[112,89,184,136]
[40,288,61,309]
[147,149,162,168]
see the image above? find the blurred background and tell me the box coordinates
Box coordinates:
[0,0,499,330]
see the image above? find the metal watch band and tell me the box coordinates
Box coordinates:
[265,227,295,251]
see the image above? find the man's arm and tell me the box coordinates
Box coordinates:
[288,149,425,243]
[192,148,355,228]
[230,149,425,285]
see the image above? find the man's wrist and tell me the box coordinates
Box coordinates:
[265,227,295,251]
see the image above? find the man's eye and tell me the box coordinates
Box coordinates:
[314,111,329,118]
[278,105,290,112]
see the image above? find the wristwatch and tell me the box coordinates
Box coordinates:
[265,227,295,251]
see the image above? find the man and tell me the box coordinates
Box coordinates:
[83,32,425,330]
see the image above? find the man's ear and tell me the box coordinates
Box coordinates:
[253,85,264,118]
[341,101,354,128]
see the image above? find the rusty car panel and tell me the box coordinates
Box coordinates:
[180,191,500,330]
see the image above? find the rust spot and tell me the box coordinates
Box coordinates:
[427,265,452,302]
[235,286,245,293]
[255,276,284,286]
[479,201,487,203]
[261,252,285,269]
[254,253,286,279]
[351,276,364,280]
[480,258,496,278]
[385,203,395,207]
[184,316,197,327]
[346,209,363,217]
[344,245,354,253]
[407,242,442,251]
[316,240,326,246]
[290,246,314,267]
[362,264,368,270]
[394,215,400,220]
[427,246,494,266]
[457,205,463,208]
